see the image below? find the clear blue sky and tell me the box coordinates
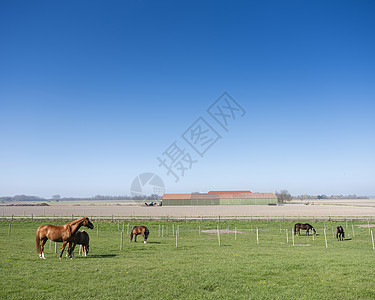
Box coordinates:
[1,1,374,198]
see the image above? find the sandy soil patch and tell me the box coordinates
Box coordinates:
[1,199,375,218]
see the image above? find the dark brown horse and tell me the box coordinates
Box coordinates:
[130,226,149,243]
[336,226,345,241]
[294,223,316,236]
[69,231,90,257]
[36,217,94,259]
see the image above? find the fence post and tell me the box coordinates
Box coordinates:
[55,242,57,254]
[120,231,124,250]
[286,229,288,243]
[292,229,294,246]
[235,227,237,240]
[256,227,259,244]
[159,224,161,237]
[97,224,99,237]
[217,225,221,246]
[371,230,374,250]
[352,224,355,238]
[127,223,129,235]
[368,219,371,235]
[162,225,164,237]
[199,226,201,235]
[8,222,11,237]
[324,228,328,248]
[176,229,178,248]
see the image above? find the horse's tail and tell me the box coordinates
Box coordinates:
[36,230,40,253]
[294,223,297,234]
[144,227,149,240]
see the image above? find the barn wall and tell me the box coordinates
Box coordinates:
[163,198,277,206]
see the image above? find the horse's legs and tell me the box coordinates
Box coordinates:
[134,234,137,242]
[142,233,146,243]
[59,241,69,259]
[39,238,47,259]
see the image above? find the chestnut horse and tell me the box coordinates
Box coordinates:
[36,217,94,259]
[69,231,90,257]
[130,226,149,243]
[294,223,316,236]
[336,226,345,241]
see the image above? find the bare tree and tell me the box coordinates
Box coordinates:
[275,190,292,203]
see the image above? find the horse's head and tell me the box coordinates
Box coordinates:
[312,228,316,235]
[83,217,94,229]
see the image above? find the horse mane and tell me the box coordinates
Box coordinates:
[68,217,87,226]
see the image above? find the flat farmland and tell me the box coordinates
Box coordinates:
[1,199,375,218]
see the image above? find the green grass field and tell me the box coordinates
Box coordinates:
[1,218,374,299]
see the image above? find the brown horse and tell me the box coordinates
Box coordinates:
[69,231,90,257]
[130,226,149,243]
[36,217,94,259]
[336,226,345,241]
[294,223,316,236]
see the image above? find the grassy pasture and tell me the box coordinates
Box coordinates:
[1,218,375,299]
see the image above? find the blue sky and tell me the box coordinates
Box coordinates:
[1,1,374,198]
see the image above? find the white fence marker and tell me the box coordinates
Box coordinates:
[217,226,221,246]
[256,227,259,244]
[352,224,355,238]
[235,227,237,240]
[120,231,123,250]
[286,229,288,243]
[371,230,374,250]
[324,228,328,248]
[292,229,294,246]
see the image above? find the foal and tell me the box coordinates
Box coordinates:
[70,231,90,257]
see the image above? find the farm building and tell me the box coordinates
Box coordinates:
[162,191,277,206]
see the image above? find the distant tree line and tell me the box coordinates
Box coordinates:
[275,190,369,203]
[293,194,369,200]
[0,194,163,202]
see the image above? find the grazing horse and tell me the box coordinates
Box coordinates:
[130,226,149,243]
[36,217,94,259]
[336,226,345,241]
[69,231,90,257]
[294,223,316,236]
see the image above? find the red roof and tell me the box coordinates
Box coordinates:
[208,191,252,194]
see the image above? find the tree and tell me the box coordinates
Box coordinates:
[51,195,61,200]
[275,190,292,203]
